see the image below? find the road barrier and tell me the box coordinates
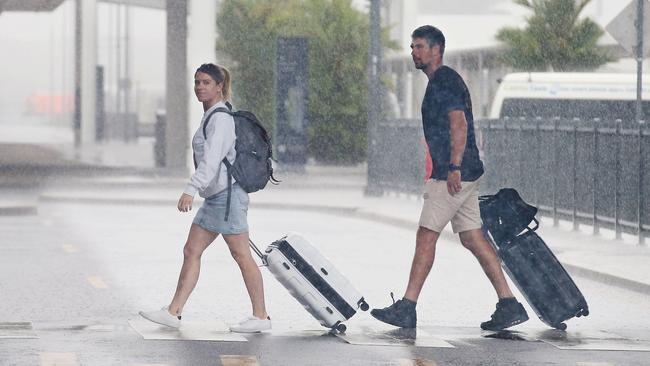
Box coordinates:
[368,117,649,244]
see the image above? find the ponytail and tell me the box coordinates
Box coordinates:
[219,65,231,102]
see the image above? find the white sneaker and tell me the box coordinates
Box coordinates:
[139,306,181,328]
[229,316,271,333]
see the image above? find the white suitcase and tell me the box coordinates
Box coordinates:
[250,233,369,333]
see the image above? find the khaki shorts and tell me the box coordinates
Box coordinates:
[418,177,483,234]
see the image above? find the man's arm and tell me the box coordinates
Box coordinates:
[448,110,467,195]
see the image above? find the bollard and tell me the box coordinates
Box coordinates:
[154,111,166,167]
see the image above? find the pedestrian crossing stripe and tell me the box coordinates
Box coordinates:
[220,355,260,366]
[397,359,438,366]
[40,352,78,366]
[62,244,77,253]
[87,276,108,289]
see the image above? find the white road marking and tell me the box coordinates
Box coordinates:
[87,276,108,289]
[220,355,261,366]
[62,244,77,253]
[40,352,78,366]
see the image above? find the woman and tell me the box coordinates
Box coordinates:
[139,63,271,333]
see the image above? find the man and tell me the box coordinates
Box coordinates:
[370,25,529,331]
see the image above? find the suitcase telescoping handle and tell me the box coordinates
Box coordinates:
[248,239,267,265]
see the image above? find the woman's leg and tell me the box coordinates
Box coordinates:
[222,232,268,319]
[168,224,218,315]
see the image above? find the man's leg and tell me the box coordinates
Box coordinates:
[371,179,454,328]
[458,228,512,298]
[370,226,439,328]
[458,228,528,330]
[404,226,440,301]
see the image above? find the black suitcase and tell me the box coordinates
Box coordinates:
[480,189,589,330]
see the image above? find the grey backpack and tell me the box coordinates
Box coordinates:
[201,105,279,220]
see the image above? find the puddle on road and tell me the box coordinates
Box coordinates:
[482,329,534,341]
[336,326,454,348]
[534,329,650,352]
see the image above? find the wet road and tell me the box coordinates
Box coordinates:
[1,201,649,365]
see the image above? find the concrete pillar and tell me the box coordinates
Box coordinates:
[384,0,417,48]
[401,0,417,46]
[74,0,97,146]
[165,0,189,169]
[187,0,217,167]
[365,0,383,196]
[405,71,413,119]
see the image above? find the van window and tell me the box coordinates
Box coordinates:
[500,98,650,120]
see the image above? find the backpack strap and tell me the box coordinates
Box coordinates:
[202,106,233,139]
[200,103,235,221]
[223,158,233,222]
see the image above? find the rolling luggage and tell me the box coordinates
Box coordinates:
[479,188,589,330]
[249,233,369,333]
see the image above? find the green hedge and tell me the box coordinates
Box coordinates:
[216,0,371,164]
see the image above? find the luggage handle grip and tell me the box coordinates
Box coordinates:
[528,217,539,232]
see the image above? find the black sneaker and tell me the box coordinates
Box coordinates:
[481,298,529,331]
[370,293,417,328]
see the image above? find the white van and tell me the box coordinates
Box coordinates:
[489,72,650,120]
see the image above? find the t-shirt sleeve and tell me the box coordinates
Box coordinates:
[438,73,465,115]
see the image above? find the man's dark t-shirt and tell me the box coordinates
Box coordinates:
[421,65,484,181]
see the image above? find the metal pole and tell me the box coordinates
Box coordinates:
[640,121,646,245]
[637,0,646,245]
[593,123,600,235]
[365,0,383,196]
[125,0,131,141]
[573,124,579,230]
[553,119,559,227]
[74,0,81,147]
[116,1,122,135]
[635,0,644,123]
[615,120,622,240]
[535,119,540,207]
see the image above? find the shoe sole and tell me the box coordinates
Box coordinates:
[139,311,180,329]
[229,328,270,333]
[370,312,416,329]
[230,330,262,333]
[481,314,529,331]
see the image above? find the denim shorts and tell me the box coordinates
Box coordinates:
[192,184,249,235]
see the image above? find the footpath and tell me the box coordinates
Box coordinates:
[1,142,649,296]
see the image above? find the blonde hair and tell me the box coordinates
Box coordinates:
[219,65,231,101]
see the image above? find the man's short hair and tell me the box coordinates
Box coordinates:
[411,25,445,56]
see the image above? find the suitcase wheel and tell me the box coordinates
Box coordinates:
[553,322,567,331]
[335,323,347,333]
[358,299,370,311]
[576,306,589,318]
